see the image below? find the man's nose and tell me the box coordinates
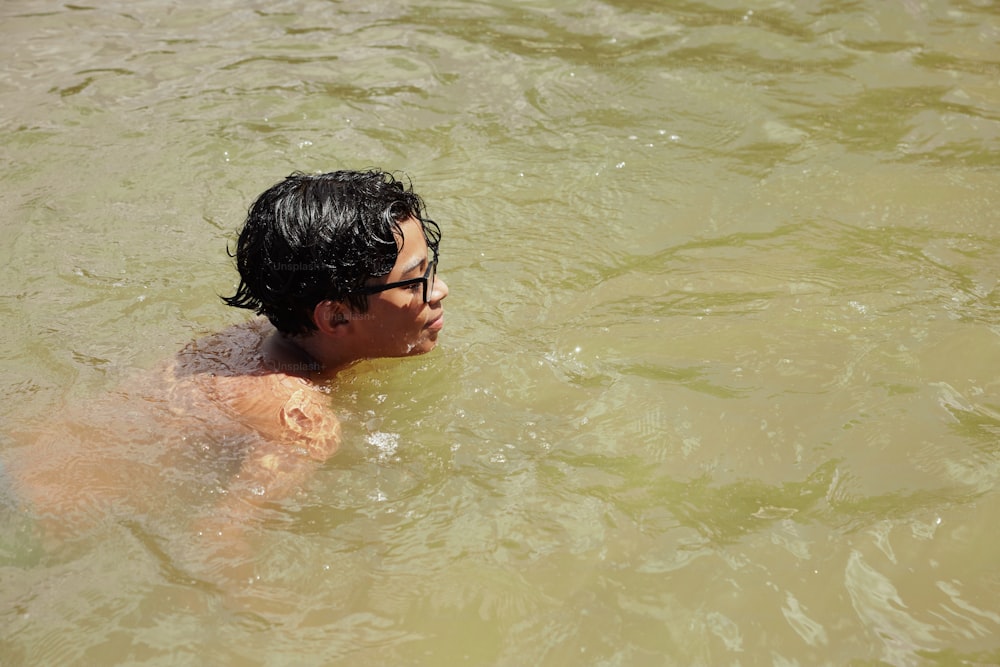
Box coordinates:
[431,275,449,302]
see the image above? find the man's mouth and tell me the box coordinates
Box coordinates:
[426,313,444,331]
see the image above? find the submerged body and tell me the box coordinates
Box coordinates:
[6,319,337,533]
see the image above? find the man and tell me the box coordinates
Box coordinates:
[175,168,449,508]
[9,169,449,539]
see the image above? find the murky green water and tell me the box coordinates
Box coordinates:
[3,0,1000,664]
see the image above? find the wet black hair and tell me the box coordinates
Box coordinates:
[221,169,439,335]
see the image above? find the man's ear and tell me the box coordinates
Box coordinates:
[312,300,352,336]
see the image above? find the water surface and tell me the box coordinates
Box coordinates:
[2,0,1000,664]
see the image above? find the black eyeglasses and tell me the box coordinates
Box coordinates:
[355,246,439,304]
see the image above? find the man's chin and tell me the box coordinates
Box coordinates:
[406,336,438,356]
[384,340,429,358]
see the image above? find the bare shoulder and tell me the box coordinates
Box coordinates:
[275,382,341,459]
[165,318,341,459]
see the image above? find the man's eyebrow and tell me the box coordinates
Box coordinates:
[399,253,427,276]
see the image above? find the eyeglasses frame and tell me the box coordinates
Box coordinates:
[353,241,439,304]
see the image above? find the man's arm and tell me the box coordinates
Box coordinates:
[191,385,341,581]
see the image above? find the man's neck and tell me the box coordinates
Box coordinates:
[263,331,353,381]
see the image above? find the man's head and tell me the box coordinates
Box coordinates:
[223,170,441,336]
